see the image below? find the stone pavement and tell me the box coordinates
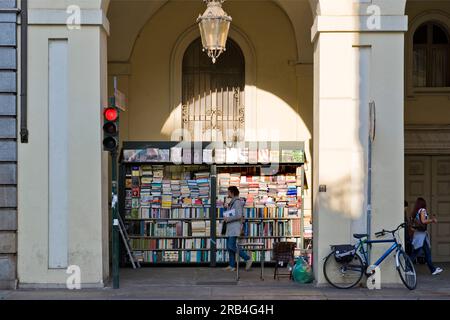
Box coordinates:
[1,263,450,300]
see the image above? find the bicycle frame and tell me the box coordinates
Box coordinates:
[355,236,402,273]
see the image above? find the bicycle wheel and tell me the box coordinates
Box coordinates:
[323,251,365,289]
[396,250,417,290]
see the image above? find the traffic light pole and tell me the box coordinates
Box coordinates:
[104,88,121,289]
[111,151,120,289]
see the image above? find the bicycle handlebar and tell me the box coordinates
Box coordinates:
[375,223,405,238]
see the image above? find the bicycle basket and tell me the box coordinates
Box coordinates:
[332,245,356,263]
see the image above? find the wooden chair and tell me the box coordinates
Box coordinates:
[272,241,296,280]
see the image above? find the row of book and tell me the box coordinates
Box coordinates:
[242,220,300,237]
[123,147,304,164]
[127,204,304,220]
[130,238,210,250]
[126,207,211,220]
[217,207,300,219]
[216,251,273,264]
[129,221,212,237]
[131,237,310,263]
[127,219,306,239]
[134,251,210,263]
[135,250,311,264]
[215,238,294,252]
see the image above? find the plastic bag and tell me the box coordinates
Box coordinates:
[292,256,314,284]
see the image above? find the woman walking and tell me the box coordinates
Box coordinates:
[409,197,443,275]
[223,186,252,272]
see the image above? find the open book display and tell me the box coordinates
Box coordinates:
[122,142,304,165]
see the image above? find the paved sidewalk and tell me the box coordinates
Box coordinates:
[1,263,449,300]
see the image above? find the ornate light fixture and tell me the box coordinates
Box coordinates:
[197,0,232,64]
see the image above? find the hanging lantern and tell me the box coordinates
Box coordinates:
[197,0,232,64]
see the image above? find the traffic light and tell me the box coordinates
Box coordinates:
[103,106,119,152]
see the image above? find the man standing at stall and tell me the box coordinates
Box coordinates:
[223,186,253,272]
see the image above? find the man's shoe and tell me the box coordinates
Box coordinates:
[245,259,253,271]
[223,266,233,271]
[432,267,443,275]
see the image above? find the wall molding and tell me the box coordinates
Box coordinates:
[311,15,408,42]
[405,125,450,155]
[108,63,131,76]
[28,9,110,35]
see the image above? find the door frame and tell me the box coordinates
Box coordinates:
[405,125,450,262]
[405,125,450,156]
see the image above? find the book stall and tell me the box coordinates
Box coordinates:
[119,142,312,266]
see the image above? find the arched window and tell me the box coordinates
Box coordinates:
[182,38,245,142]
[413,22,450,87]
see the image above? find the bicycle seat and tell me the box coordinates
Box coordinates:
[353,234,368,239]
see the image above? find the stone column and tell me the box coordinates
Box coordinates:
[17,0,110,287]
[311,0,408,285]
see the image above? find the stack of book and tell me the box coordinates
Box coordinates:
[218,173,230,195]
[304,212,312,239]
[180,180,190,199]
[239,176,249,198]
[162,195,172,209]
[191,221,207,237]
[195,172,210,205]
[188,180,199,198]
[171,180,181,202]
[230,173,240,187]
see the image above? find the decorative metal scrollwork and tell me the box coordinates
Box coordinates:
[182,105,189,124]
[182,87,245,141]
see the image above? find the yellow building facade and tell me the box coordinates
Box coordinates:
[8,0,450,288]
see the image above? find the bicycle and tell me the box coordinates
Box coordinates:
[323,223,417,290]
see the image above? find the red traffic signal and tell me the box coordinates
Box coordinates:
[103,107,119,152]
[104,107,119,122]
